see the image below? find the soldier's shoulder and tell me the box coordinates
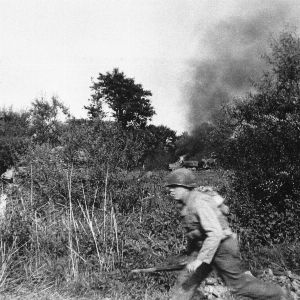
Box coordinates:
[191,190,212,201]
[188,191,210,207]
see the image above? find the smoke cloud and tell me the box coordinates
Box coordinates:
[185,1,297,129]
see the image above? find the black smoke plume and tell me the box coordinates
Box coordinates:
[185,1,296,129]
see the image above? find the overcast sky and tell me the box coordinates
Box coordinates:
[1,0,299,133]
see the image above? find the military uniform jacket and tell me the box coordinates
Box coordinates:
[180,190,231,264]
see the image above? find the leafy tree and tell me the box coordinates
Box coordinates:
[85,68,155,129]
[29,96,70,145]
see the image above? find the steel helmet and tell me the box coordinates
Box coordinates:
[165,168,197,188]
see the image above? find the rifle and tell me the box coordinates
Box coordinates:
[130,255,189,274]
[131,263,186,274]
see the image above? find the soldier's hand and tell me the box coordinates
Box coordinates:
[186,259,203,273]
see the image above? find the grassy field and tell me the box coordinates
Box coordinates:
[0,169,298,299]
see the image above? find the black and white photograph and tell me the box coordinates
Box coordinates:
[1,1,300,299]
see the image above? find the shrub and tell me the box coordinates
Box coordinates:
[218,30,300,245]
[19,120,149,212]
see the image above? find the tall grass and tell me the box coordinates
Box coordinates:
[0,170,183,298]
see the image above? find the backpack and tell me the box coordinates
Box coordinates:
[196,186,229,215]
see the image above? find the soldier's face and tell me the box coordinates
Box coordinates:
[168,186,189,208]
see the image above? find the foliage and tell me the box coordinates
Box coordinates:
[85,68,155,129]
[0,170,185,297]
[29,96,70,145]
[140,124,177,170]
[0,166,298,299]
[175,122,215,160]
[0,98,70,174]
[219,30,300,244]
[0,108,31,173]
[20,120,148,211]
[241,241,300,273]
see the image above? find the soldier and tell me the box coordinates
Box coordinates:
[165,168,289,300]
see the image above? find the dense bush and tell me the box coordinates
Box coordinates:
[139,125,177,170]
[19,120,148,211]
[219,31,300,244]
[0,108,31,174]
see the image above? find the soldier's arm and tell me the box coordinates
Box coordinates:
[192,200,224,264]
